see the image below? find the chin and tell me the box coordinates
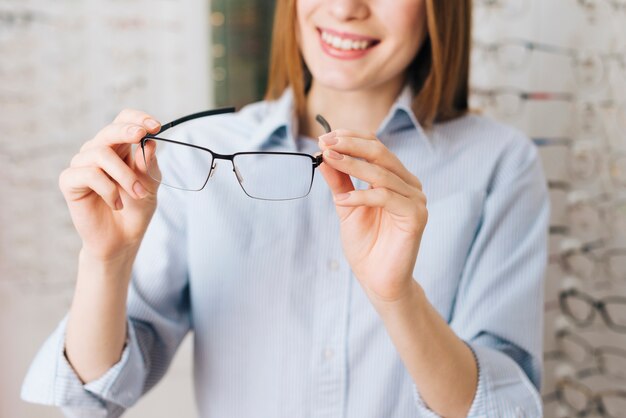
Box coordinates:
[309,70,372,92]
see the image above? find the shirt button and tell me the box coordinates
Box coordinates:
[323,348,334,360]
[328,259,340,271]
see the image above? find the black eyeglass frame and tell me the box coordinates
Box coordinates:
[560,288,626,333]
[543,377,626,418]
[140,107,329,201]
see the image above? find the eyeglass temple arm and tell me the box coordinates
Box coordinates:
[315,114,331,134]
[313,114,332,167]
[154,107,237,135]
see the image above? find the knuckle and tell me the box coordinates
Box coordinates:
[375,188,391,201]
[95,147,109,167]
[126,123,143,137]
[118,108,135,119]
[374,166,388,183]
[58,168,70,190]
[106,182,119,199]
[79,139,92,153]
[70,153,81,167]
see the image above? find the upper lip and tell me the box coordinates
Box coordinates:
[317,27,380,42]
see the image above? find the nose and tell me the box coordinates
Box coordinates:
[328,0,370,21]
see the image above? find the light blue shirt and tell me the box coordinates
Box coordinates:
[22,86,549,417]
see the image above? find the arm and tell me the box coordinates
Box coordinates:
[388,137,548,417]
[65,249,137,384]
[22,137,192,416]
[318,129,548,417]
[373,281,478,417]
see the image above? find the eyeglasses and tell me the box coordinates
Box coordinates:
[535,138,626,187]
[550,237,626,283]
[472,38,626,87]
[537,139,603,185]
[548,180,626,239]
[141,108,330,201]
[574,0,626,24]
[470,87,574,118]
[473,0,530,20]
[548,329,626,380]
[560,288,626,333]
[543,377,626,417]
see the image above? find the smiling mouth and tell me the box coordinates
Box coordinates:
[317,28,380,52]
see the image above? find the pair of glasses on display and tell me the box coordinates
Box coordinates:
[549,236,626,283]
[545,329,626,380]
[473,0,530,20]
[548,180,626,239]
[543,376,626,418]
[470,87,574,118]
[535,139,626,187]
[560,288,626,333]
[472,89,626,132]
[576,0,626,14]
[140,108,331,201]
[473,39,626,87]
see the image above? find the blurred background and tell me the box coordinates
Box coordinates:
[0,0,625,417]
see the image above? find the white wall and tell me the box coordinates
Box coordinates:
[0,1,211,417]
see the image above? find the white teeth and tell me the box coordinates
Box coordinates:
[320,30,373,51]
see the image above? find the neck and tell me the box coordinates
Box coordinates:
[301,76,407,139]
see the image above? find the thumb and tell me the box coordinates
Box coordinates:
[134,141,160,194]
[318,150,356,219]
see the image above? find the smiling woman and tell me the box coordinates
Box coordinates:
[21,1,548,418]
[266,0,471,128]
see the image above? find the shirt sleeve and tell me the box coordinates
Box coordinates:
[412,133,548,417]
[21,158,192,417]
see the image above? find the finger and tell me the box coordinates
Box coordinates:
[113,108,161,133]
[333,187,422,219]
[331,128,378,141]
[319,162,357,220]
[70,146,151,199]
[322,148,416,198]
[81,122,148,153]
[135,140,161,184]
[59,166,124,211]
[319,132,422,190]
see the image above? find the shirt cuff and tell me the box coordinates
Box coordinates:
[21,314,146,413]
[411,343,542,417]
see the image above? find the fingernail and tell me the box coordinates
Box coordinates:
[144,119,160,130]
[334,192,351,201]
[321,135,338,146]
[324,149,343,160]
[319,132,336,141]
[133,181,147,198]
[115,198,124,210]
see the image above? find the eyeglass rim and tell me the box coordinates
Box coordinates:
[139,108,331,199]
[142,136,323,165]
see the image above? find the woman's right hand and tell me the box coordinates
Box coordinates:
[59,109,163,263]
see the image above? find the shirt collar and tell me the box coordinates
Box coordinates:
[249,84,429,151]
[376,84,425,138]
[248,88,298,152]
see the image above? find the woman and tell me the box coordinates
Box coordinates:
[22,0,548,417]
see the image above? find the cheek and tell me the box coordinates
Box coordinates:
[381,0,428,57]
[295,0,318,52]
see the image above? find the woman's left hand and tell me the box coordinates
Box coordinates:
[318,129,428,305]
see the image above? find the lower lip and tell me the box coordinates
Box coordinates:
[318,33,377,60]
